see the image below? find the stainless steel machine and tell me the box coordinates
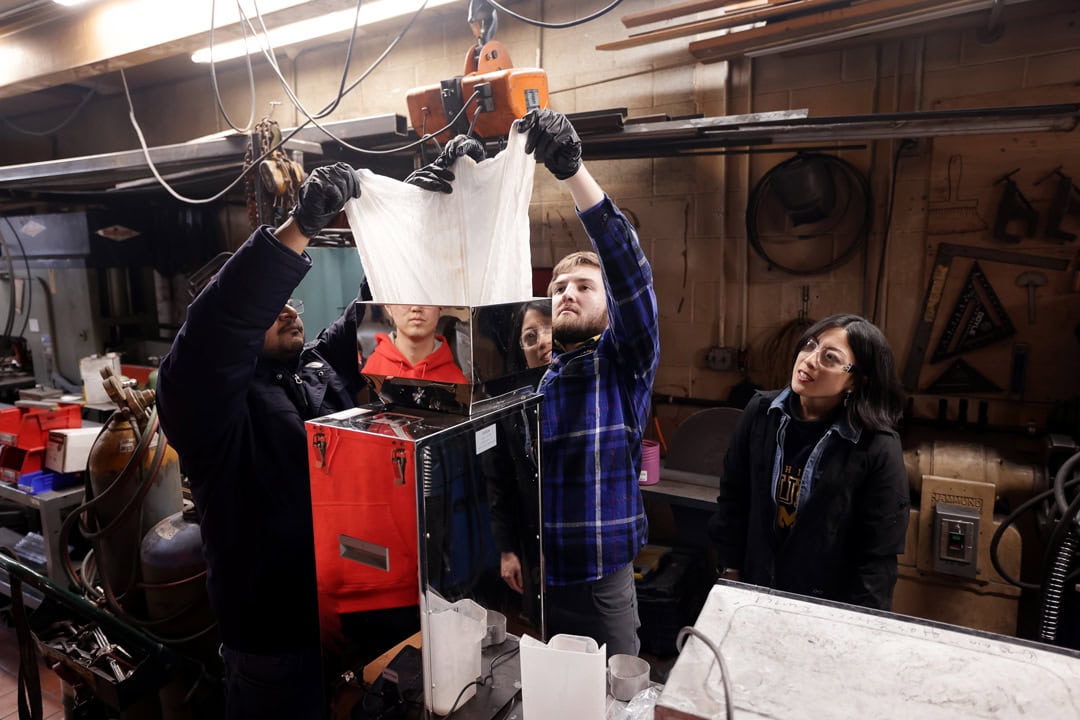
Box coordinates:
[308,299,549,720]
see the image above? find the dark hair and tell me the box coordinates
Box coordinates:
[509,300,552,372]
[791,313,905,432]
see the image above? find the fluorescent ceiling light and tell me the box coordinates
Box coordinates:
[192,0,460,64]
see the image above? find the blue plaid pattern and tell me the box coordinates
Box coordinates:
[539,196,660,585]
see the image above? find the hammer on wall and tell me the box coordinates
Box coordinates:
[1016,271,1047,324]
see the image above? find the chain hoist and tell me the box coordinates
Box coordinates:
[242,115,306,231]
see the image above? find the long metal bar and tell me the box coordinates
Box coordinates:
[0,114,406,188]
[581,104,1080,153]
[1,104,1076,196]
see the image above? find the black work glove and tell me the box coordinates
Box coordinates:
[290,162,361,237]
[517,109,581,181]
[405,135,486,194]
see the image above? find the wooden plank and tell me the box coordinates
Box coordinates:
[736,0,1040,58]
[688,0,986,62]
[621,0,773,28]
[598,0,851,51]
[361,631,422,685]
[775,0,1066,59]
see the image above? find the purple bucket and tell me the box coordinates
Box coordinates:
[640,440,660,486]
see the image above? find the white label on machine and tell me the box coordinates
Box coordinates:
[475,425,496,455]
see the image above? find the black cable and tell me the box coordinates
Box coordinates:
[444,645,520,718]
[1041,470,1080,593]
[239,0,473,156]
[444,679,483,718]
[990,475,1080,590]
[123,0,458,203]
[746,152,873,276]
[676,626,734,720]
[0,218,16,338]
[871,139,910,324]
[0,86,97,136]
[3,217,33,337]
[245,0,365,121]
[484,0,625,28]
[1053,450,1080,520]
[208,0,257,133]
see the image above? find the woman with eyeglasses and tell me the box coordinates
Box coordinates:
[514,300,553,371]
[708,313,909,609]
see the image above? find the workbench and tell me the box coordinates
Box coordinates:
[640,474,717,512]
[656,581,1080,719]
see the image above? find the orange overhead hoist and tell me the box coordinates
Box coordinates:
[405,0,549,144]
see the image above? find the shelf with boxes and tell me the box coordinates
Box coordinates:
[0,404,85,485]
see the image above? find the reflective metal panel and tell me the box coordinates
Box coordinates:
[356,299,551,415]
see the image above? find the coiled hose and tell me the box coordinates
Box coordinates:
[989,449,1080,645]
[1039,533,1079,643]
[1038,449,1080,643]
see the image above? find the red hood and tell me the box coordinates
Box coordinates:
[361,333,468,384]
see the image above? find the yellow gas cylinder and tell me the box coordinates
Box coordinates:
[87,403,182,614]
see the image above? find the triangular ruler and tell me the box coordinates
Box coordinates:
[924,358,1002,394]
[930,262,1015,362]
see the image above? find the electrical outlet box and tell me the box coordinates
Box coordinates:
[932,503,979,579]
[706,346,737,372]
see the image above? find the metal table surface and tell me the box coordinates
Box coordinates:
[656,581,1080,720]
[437,635,521,720]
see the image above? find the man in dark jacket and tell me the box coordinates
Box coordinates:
[157,163,364,719]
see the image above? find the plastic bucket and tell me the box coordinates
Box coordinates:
[640,439,660,485]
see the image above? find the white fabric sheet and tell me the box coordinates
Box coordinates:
[345,127,534,306]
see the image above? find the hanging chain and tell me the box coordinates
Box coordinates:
[242,117,306,231]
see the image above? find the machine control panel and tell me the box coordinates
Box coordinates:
[932,503,980,579]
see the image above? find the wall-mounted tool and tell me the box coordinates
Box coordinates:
[1035,167,1080,243]
[925,358,1002,394]
[745,152,872,275]
[927,155,987,236]
[901,242,1069,390]
[930,262,1014,363]
[1015,270,1048,324]
[992,169,1038,244]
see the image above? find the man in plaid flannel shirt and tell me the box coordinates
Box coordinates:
[513,109,660,656]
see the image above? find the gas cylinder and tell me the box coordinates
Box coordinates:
[142,501,219,720]
[88,409,182,614]
[140,500,215,653]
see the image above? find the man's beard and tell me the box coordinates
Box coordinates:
[261,345,302,365]
[553,310,607,346]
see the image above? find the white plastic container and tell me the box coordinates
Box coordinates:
[79,353,121,405]
[423,591,487,715]
[519,633,606,719]
[608,654,650,701]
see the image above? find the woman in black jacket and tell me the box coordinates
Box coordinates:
[709,314,909,609]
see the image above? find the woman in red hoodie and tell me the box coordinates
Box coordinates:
[361,304,468,383]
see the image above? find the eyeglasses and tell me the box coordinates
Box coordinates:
[520,326,551,349]
[286,298,304,315]
[798,336,854,373]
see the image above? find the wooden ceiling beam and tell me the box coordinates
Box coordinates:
[599,0,851,51]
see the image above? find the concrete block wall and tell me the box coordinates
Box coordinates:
[2,0,1079,433]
